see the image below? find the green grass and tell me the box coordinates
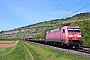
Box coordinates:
[24,42,46,60]
[0,40,32,60]
[0,38,19,41]
[24,41,90,60]
[0,40,90,60]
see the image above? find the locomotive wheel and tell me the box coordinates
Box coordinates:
[63,44,67,48]
[74,45,79,49]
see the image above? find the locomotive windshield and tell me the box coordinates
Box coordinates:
[68,28,80,32]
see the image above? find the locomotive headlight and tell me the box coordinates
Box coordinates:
[77,35,81,37]
[69,35,73,37]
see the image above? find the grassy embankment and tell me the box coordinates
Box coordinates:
[23,41,90,60]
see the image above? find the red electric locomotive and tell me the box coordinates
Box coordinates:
[45,26,82,48]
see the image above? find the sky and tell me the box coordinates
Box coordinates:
[0,0,90,31]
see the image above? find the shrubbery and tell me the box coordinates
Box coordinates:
[0,38,19,41]
[33,27,52,39]
[70,20,90,47]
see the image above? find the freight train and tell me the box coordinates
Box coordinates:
[24,26,83,48]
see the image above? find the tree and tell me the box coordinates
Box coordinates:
[43,27,53,39]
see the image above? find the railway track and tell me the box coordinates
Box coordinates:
[30,42,90,58]
[75,46,90,54]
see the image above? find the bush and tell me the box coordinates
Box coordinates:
[70,20,90,47]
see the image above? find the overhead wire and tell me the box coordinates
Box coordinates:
[46,0,65,20]
[59,0,84,18]
[39,0,89,26]
[64,4,90,18]
[38,0,89,27]
[68,0,84,11]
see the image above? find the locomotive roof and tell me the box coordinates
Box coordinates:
[46,26,79,33]
[50,28,61,32]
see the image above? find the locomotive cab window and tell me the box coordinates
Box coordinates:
[68,28,73,32]
[68,28,80,32]
[74,28,80,32]
[63,29,65,33]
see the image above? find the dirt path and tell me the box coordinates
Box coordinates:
[22,42,35,60]
[0,41,17,48]
[0,44,16,48]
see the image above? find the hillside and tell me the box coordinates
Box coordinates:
[0,12,90,46]
[0,12,90,37]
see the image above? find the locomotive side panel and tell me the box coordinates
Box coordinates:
[45,28,66,43]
